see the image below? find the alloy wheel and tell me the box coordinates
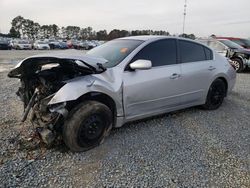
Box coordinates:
[231,60,240,71]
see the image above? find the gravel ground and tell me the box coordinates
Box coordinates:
[0,51,249,187]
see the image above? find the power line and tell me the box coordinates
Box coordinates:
[222,20,250,25]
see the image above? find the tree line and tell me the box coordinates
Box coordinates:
[5,16,195,40]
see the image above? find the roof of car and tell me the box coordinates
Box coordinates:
[121,36,213,49]
[119,35,178,41]
[199,38,230,42]
[216,37,242,40]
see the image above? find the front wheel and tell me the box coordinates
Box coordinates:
[202,79,226,110]
[63,101,112,152]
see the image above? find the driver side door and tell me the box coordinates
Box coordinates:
[123,39,183,119]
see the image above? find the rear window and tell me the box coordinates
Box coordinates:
[179,40,206,63]
[204,47,213,60]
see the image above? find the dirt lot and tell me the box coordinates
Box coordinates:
[0,50,249,187]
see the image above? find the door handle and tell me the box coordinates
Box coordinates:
[170,73,180,79]
[208,66,216,71]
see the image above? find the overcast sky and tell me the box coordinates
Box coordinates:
[1,0,250,38]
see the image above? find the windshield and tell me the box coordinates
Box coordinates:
[235,39,250,47]
[18,40,29,44]
[0,39,8,43]
[241,39,250,46]
[219,40,243,49]
[231,39,244,46]
[38,41,47,44]
[87,39,144,68]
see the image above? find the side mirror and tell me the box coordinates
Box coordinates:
[129,59,152,70]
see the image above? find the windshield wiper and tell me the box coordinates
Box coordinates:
[77,60,106,73]
[77,60,97,72]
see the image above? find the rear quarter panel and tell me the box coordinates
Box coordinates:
[211,52,236,94]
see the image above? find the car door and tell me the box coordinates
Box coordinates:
[178,40,215,104]
[123,39,183,119]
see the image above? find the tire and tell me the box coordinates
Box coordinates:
[202,79,226,110]
[63,101,112,152]
[231,58,244,73]
[49,44,55,50]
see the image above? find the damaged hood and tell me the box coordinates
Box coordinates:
[8,49,108,77]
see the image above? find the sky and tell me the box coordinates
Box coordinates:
[0,0,250,38]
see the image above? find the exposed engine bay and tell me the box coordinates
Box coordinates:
[8,56,106,144]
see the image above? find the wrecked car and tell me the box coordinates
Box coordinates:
[8,36,236,152]
[198,38,250,73]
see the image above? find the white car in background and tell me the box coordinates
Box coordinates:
[33,41,50,50]
[12,40,32,50]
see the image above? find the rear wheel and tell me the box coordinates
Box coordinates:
[202,79,226,110]
[231,58,244,73]
[63,101,112,152]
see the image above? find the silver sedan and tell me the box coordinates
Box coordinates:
[9,36,236,151]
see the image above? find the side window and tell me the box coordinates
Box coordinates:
[179,40,206,63]
[130,39,177,67]
[204,47,213,60]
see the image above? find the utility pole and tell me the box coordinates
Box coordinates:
[182,0,187,35]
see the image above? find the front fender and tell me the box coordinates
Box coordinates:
[48,76,95,105]
[48,69,124,116]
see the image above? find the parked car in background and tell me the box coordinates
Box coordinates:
[58,41,68,49]
[67,40,80,49]
[88,40,101,47]
[78,40,96,50]
[0,38,11,50]
[33,41,50,50]
[98,41,106,45]
[67,40,99,50]
[199,38,250,72]
[8,36,236,151]
[45,39,60,49]
[77,41,88,49]
[216,37,250,49]
[12,40,32,50]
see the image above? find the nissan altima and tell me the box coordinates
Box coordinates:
[8,36,236,151]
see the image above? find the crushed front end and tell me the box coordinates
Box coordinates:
[8,56,100,145]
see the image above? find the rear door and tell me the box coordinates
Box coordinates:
[178,40,215,104]
[123,39,183,118]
